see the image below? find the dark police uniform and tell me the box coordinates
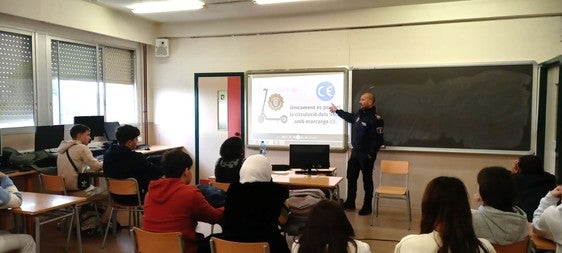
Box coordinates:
[335,106,384,214]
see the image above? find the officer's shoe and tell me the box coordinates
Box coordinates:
[358,205,372,216]
[342,201,356,210]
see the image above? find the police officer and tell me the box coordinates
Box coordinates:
[329,91,384,215]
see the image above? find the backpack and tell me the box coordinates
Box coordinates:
[282,189,326,236]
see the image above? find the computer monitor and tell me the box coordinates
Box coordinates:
[289,144,330,173]
[35,125,65,151]
[74,116,105,137]
[104,121,120,142]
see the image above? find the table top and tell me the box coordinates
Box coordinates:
[7,170,38,178]
[272,173,342,188]
[137,145,184,155]
[529,223,557,250]
[11,192,87,216]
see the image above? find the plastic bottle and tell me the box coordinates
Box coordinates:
[259,141,267,156]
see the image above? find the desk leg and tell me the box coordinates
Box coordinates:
[34,216,40,253]
[74,206,83,253]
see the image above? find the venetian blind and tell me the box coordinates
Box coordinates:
[0,31,34,128]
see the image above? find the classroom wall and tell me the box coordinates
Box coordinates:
[150,0,562,212]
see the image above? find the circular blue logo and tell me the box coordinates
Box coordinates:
[316,82,335,101]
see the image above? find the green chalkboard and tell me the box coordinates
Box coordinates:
[352,63,535,153]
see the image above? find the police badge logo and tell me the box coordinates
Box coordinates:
[268,93,284,111]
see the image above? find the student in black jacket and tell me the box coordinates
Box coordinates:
[512,155,556,221]
[103,124,163,204]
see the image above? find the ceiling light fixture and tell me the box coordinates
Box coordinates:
[128,0,205,14]
[253,0,310,5]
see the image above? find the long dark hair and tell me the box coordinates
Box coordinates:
[420,177,489,253]
[297,200,356,253]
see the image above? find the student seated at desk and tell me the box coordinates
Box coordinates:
[532,185,562,252]
[472,166,528,245]
[394,177,495,253]
[57,124,105,199]
[221,154,290,253]
[143,149,223,253]
[103,125,163,205]
[214,136,244,184]
[0,172,36,253]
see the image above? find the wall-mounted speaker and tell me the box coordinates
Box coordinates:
[155,38,169,57]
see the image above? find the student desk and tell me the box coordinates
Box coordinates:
[529,223,557,252]
[8,170,38,191]
[12,192,87,253]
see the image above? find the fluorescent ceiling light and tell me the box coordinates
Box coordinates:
[128,0,205,14]
[254,0,310,5]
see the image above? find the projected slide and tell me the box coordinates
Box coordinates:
[247,69,347,150]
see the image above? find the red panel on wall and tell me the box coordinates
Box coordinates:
[227,76,242,137]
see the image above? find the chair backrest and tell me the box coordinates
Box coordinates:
[492,237,529,253]
[130,227,184,253]
[39,173,67,195]
[210,181,230,192]
[379,160,409,187]
[210,237,269,253]
[106,177,142,206]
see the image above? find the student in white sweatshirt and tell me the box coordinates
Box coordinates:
[533,185,562,253]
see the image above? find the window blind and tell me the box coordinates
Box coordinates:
[102,47,134,85]
[51,40,97,81]
[0,31,34,128]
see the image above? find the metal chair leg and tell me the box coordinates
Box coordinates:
[101,208,116,248]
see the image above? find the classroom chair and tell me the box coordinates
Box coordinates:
[101,177,144,248]
[210,237,269,253]
[492,236,529,253]
[370,160,412,229]
[37,173,75,251]
[130,226,184,253]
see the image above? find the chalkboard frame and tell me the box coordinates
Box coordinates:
[351,62,538,155]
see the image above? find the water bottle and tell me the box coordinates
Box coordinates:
[259,141,267,156]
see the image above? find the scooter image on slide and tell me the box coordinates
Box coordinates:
[258,88,288,123]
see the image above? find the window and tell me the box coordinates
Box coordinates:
[51,40,137,125]
[0,30,34,128]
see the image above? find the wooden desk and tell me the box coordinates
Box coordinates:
[12,192,87,253]
[529,223,557,252]
[272,173,342,200]
[8,170,38,191]
[208,172,343,200]
[137,145,184,155]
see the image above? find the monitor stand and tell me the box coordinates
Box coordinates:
[304,167,317,175]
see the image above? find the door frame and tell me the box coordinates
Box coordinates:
[194,72,245,182]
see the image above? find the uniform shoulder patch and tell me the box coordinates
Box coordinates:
[375,114,382,119]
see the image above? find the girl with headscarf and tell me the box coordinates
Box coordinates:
[220,154,290,253]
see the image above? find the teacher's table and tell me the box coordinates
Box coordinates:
[12,192,87,253]
[271,172,342,200]
[137,145,184,155]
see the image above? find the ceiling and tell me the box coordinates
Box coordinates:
[88,0,463,23]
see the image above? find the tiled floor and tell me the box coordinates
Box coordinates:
[37,204,419,253]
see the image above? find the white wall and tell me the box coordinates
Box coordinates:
[150,1,562,212]
[0,0,156,45]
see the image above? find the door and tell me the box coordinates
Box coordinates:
[195,73,244,182]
